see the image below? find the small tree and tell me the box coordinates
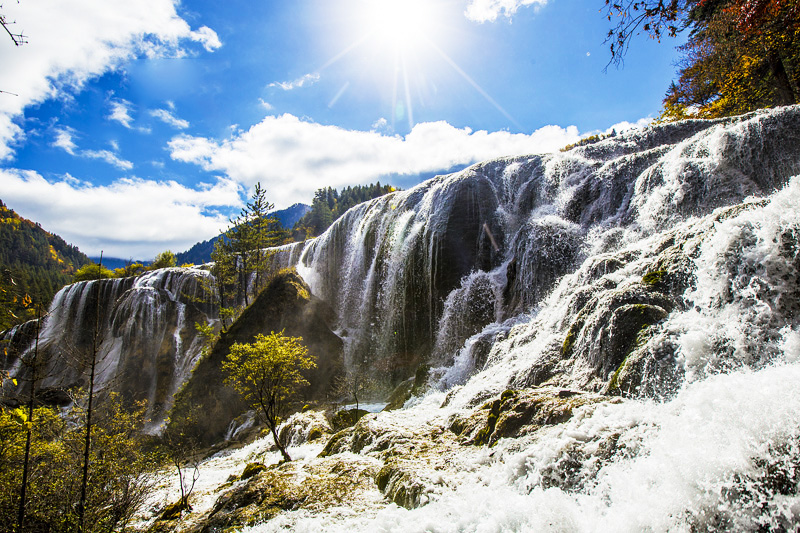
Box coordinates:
[222,332,316,462]
[73,263,114,282]
[151,250,177,270]
[333,367,376,412]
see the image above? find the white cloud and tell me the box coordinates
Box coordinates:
[0,0,221,159]
[52,127,78,154]
[168,114,580,208]
[269,73,320,91]
[258,99,274,111]
[83,149,134,170]
[0,169,241,258]
[190,26,222,52]
[51,127,133,169]
[465,0,548,22]
[108,99,135,128]
[150,108,190,129]
[605,117,652,134]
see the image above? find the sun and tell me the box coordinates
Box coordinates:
[359,0,440,53]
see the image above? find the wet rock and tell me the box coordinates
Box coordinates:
[169,269,344,446]
[449,387,612,446]
[331,408,368,431]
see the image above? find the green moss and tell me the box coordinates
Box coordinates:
[160,499,190,520]
[241,462,266,480]
[641,270,666,287]
[318,429,352,458]
[473,399,502,447]
[562,323,580,357]
[307,426,325,441]
[500,389,517,403]
[608,323,655,393]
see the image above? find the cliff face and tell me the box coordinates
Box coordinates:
[168,269,343,445]
[272,106,800,389]
[4,106,800,446]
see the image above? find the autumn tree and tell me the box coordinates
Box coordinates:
[603,0,800,118]
[73,262,114,282]
[222,332,316,462]
[150,250,177,270]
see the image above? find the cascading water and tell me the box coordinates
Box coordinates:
[5,107,800,531]
[270,106,800,392]
[2,266,218,429]
[233,107,800,532]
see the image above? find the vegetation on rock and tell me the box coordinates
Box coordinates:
[223,331,317,462]
[604,0,800,118]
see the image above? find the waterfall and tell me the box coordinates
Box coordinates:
[2,266,218,429]
[267,106,800,388]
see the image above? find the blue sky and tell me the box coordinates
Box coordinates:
[0,0,682,259]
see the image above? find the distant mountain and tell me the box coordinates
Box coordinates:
[272,203,312,229]
[0,200,91,325]
[89,256,150,270]
[176,203,310,265]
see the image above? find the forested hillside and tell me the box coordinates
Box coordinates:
[292,182,396,239]
[175,203,310,265]
[0,200,90,329]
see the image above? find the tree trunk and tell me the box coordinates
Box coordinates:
[768,53,797,105]
[270,422,291,462]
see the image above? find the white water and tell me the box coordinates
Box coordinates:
[7,108,800,531]
[130,108,800,532]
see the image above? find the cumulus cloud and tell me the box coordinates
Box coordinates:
[150,108,190,129]
[269,73,320,91]
[605,117,653,134]
[0,169,241,258]
[465,0,548,22]
[108,99,135,128]
[168,113,580,207]
[190,25,222,52]
[83,149,134,170]
[52,127,78,154]
[0,0,221,159]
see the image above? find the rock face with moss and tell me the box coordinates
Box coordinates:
[261,106,800,397]
[169,269,343,445]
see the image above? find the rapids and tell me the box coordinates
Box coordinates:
[5,107,800,530]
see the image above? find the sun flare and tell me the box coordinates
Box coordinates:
[360,0,440,52]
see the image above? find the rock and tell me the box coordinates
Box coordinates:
[331,408,368,431]
[168,269,344,446]
[241,462,266,480]
[449,387,613,447]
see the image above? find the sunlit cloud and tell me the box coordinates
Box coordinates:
[0,169,241,258]
[83,149,134,170]
[108,99,135,129]
[52,127,78,155]
[465,0,548,22]
[0,0,221,159]
[150,108,190,129]
[168,113,580,208]
[269,73,320,91]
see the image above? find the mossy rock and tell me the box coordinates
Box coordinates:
[241,462,267,480]
[375,461,427,509]
[307,426,326,441]
[318,428,354,458]
[383,378,414,411]
[452,387,610,446]
[160,499,191,521]
[641,270,667,287]
[331,408,368,431]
